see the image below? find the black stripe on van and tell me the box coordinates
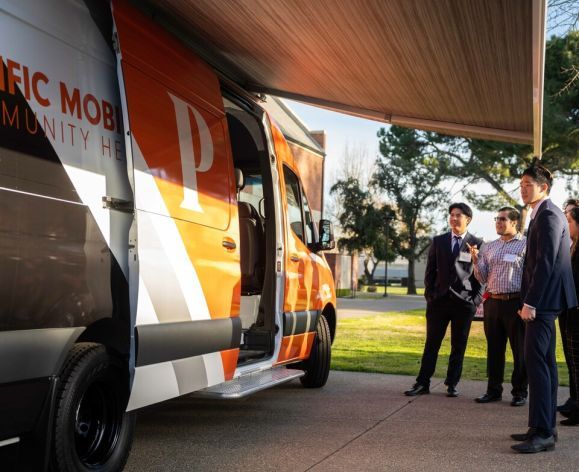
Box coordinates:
[135,317,242,367]
[282,310,321,337]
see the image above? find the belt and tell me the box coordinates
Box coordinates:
[488,292,520,301]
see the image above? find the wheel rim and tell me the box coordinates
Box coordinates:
[74,377,122,467]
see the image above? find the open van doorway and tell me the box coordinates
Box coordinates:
[224,96,279,366]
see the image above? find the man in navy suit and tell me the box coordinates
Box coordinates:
[405,203,484,398]
[511,165,578,453]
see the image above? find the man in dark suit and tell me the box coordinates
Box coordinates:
[405,202,484,398]
[511,165,578,453]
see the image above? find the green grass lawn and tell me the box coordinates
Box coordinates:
[331,309,570,386]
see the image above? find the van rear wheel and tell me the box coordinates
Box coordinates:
[51,343,135,472]
[300,314,331,388]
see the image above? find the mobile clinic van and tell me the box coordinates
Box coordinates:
[0,0,337,470]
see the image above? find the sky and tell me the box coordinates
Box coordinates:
[283,100,573,242]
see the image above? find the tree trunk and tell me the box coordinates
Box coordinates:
[370,260,378,283]
[407,254,417,295]
[363,258,373,284]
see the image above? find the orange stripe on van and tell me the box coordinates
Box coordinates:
[220,348,240,380]
[275,332,315,365]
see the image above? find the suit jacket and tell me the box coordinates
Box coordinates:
[572,246,579,300]
[424,231,485,306]
[520,199,577,315]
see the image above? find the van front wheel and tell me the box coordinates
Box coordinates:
[300,314,331,388]
[51,343,135,472]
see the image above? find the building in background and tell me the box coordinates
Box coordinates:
[261,96,326,222]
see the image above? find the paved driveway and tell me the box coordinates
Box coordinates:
[125,372,576,472]
[337,295,426,319]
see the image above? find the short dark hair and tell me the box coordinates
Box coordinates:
[522,164,553,193]
[570,207,579,225]
[498,206,520,222]
[563,198,578,210]
[449,202,473,219]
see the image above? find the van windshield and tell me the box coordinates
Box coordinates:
[239,174,264,217]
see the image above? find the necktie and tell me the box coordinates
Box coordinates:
[452,236,461,259]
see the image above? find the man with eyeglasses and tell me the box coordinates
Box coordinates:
[469,207,527,408]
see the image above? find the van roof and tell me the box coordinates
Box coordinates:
[145,0,546,155]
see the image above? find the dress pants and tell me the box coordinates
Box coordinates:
[559,308,579,404]
[483,298,527,397]
[416,293,476,387]
[525,314,558,435]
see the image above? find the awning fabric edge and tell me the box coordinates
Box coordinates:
[252,86,533,145]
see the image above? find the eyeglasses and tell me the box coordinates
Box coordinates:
[494,217,509,222]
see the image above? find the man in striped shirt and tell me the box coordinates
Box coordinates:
[469,206,528,407]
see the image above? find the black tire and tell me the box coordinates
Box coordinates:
[51,343,136,472]
[300,314,331,388]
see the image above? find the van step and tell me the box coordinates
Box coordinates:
[195,368,305,399]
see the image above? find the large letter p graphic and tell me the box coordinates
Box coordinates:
[168,92,214,213]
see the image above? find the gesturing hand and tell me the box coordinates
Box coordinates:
[466,243,479,264]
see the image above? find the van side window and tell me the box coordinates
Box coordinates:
[283,166,304,242]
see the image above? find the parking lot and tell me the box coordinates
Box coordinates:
[125,371,577,472]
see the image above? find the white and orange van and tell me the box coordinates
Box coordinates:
[0,1,337,470]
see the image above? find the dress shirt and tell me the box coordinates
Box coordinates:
[529,197,549,221]
[451,230,467,250]
[474,233,526,294]
[524,197,549,310]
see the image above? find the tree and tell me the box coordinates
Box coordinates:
[372,126,448,295]
[324,143,375,224]
[330,177,398,284]
[548,1,579,92]
[548,1,579,36]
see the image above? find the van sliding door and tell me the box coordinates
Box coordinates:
[112,0,241,410]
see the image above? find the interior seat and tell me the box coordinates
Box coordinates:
[239,202,265,294]
[236,168,265,294]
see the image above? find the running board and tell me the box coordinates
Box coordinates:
[195,368,305,399]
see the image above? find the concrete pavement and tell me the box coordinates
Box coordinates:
[125,372,577,471]
[337,295,426,319]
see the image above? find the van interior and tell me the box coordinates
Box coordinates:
[223,95,278,366]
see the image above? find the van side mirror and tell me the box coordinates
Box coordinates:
[315,219,335,252]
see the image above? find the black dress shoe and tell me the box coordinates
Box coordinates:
[511,428,558,442]
[404,384,430,396]
[557,398,573,414]
[510,396,527,407]
[475,393,501,403]
[446,385,459,397]
[560,410,579,426]
[511,434,555,453]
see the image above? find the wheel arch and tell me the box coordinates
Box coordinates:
[321,303,336,344]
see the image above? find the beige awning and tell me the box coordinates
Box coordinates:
[149,0,546,155]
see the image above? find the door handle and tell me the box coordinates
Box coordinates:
[290,254,299,262]
[102,196,134,213]
[222,238,236,251]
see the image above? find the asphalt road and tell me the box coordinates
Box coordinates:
[125,372,577,472]
[337,295,427,319]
